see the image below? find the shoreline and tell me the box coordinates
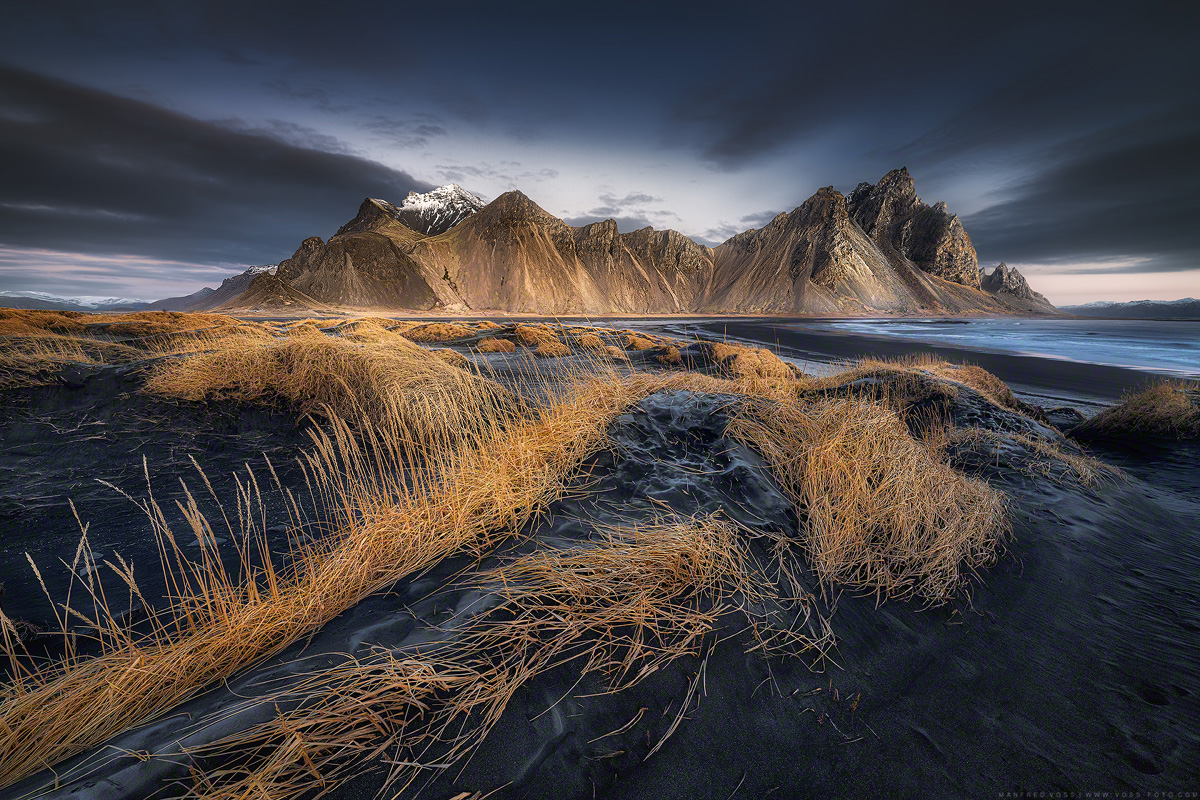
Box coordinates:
[649,318,1183,408]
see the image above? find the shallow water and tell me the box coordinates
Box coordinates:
[791,318,1200,378]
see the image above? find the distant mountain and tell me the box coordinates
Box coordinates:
[0,292,148,312]
[220,172,1060,316]
[142,286,216,311]
[1061,298,1200,319]
[145,265,277,311]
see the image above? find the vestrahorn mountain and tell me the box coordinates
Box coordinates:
[218,168,1057,315]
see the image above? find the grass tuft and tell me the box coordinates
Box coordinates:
[398,322,474,343]
[1071,380,1200,440]
[475,336,516,353]
[142,335,517,450]
[728,396,1008,603]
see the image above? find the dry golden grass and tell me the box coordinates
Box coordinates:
[0,321,1021,792]
[279,318,343,330]
[728,396,1008,602]
[656,345,683,366]
[179,516,824,798]
[701,342,794,381]
[0,365,657,791]
[1071,380,1200,440]
[514,324,559,347]
[0,309,88,336]
[948,427,1122,486]
[137,323,277,355]
[87,312,243,339]
[282,321,328,338]
[0,334,144,390]
[603,345,630,361]
[142,335,517,450]
[575,332,606,350]
[398,322,474,343]
[0,314,282,390]
[533,339,571,358]
[475,336,516,353]
[333,317,404,342]
[623,333,657,351]
[431,348,471,370]
[818,355,1028,419]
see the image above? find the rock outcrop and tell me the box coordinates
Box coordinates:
[980,263,1057,313]
[219,170,1057,316]
[703,185,1019,315]
[847,167,980,288]
[272,221,451,310]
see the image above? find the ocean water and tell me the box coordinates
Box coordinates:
[791,318,1200,378]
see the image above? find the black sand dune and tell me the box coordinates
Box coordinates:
[0,363,315,627]
[0,321,1197,798]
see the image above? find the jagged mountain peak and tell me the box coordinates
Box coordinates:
[979,262,1055,312]
[335,185,485,238]
[395,184,486,235]
[471,189,562,228]
[846,168,978,287]
[982,262,1033,296]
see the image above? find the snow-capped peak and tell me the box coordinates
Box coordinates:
[400,184,483,211]
[390,184,485,235]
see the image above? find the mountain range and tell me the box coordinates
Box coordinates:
[1,170,1064,316]
[220,169,1059,315]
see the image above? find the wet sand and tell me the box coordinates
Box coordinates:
[647,318,1172,409]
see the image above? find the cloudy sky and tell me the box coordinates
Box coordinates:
[1,0,1196,305]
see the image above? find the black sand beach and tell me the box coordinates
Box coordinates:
[650,318,1179,409]
[1,318,1197,799]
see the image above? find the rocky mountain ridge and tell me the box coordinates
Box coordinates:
[207,173,1059,316]
[146,265,277,311]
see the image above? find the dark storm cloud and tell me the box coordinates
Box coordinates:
[212,118,358,155]
[672,3,1193,171]
[359,115,449,149]
[965,105,1200,272]
[668,1,996,168]
[0,65,429,271]
[1,0,1197,297]
[434,162,557,188]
